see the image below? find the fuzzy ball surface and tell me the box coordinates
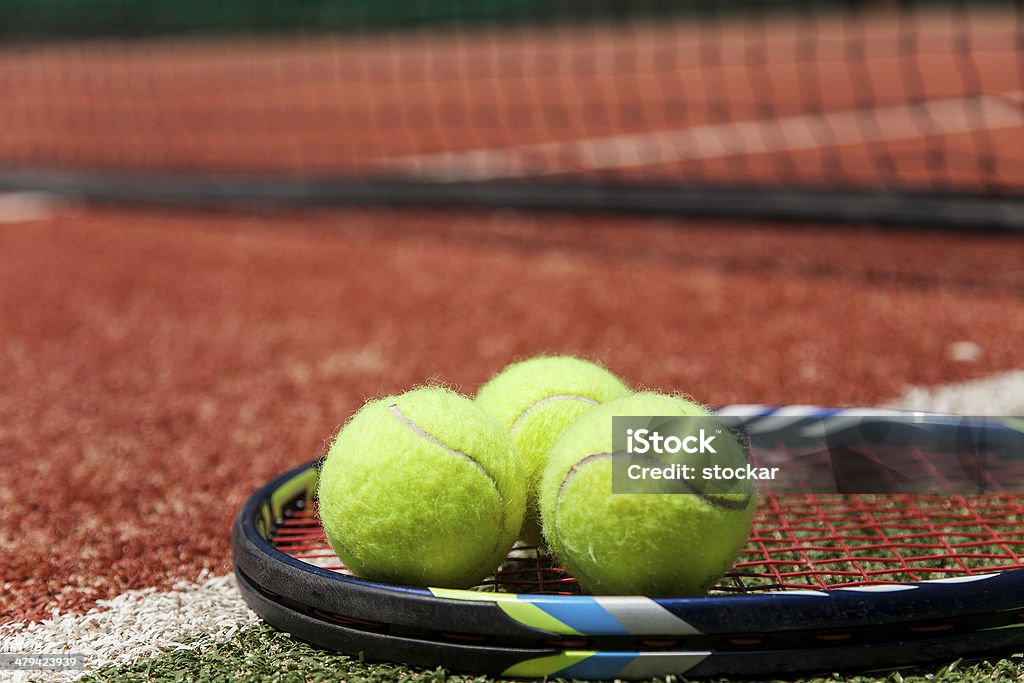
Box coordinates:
[538,392,756,596]
[318,386,526,588]
[476,356,630,545]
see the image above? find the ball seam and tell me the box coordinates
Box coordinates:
[556,451,753,510]
[388,403,509,580]
[551,452,752,594]
[510,394,599,435]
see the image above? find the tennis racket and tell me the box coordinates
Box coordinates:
[235,567,1024,679]
[232,406,1024,677]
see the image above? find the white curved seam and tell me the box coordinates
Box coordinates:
[511,394,598,435]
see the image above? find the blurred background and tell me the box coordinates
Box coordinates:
[2,0,1022,227]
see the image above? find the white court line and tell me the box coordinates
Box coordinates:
[886,370,1024,415]
[0,573,259,683]
[0,192,57,224]
[383,92,1024,181]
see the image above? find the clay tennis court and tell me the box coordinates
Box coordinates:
[2,3,1024,680]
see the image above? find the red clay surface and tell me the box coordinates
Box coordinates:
[2,204,1024,624]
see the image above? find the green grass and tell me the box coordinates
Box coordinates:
[78,623,1024,683]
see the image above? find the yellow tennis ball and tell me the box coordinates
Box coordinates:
[539,392,756,596]
[318,386,526,589]
[476,355,631,546]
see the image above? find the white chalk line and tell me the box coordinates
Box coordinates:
[381,92,1024,181]
[886,369,1024,415]
[0,573,259,682]
[0,192,58,224]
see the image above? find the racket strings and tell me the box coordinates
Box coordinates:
[736,494,1024,591]
[270,496,1024,594]
[273,505,346,571]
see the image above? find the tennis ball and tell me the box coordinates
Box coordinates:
[538,392,756,596]
[318,386,526,589]
[476,356,631,546]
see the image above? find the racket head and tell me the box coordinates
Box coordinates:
[235,553,1024,679]
[233,406,1024,641]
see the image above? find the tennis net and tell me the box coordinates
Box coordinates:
[2,0,1023,228]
